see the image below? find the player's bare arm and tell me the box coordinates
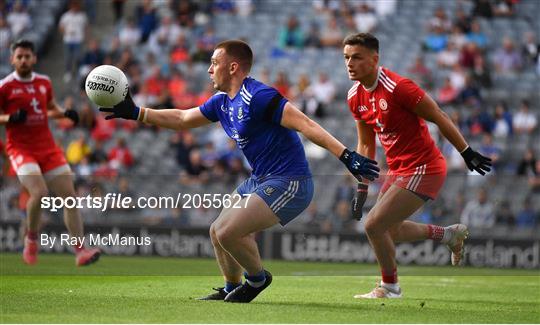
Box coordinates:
[99,91,212,130]
[413,93,492,175]
[280,102,345,157]
[412,94,468,152]
[355,120,376,160]
[47,98,79,124]
[144,107,212,130]
[281,102,379,181]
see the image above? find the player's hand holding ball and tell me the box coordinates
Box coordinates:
[460,146,492,175]
[85,65,140,120]
[339,148,380,181]
[99,91,140,120]
[8,109,27,124]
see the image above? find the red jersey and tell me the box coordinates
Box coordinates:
[347,67,443,173]
[0,72,57,152]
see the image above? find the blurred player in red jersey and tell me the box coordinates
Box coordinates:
[0,40,100,266]
[342,34,491,298]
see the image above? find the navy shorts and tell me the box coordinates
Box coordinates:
[236,176,314,226]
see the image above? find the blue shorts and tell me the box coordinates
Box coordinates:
[236,176,314,226]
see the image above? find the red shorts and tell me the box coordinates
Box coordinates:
[381,156,447,200]
[6,146,68,175]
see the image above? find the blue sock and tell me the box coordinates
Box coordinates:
[224,281,241,293]
[244,270,266,288]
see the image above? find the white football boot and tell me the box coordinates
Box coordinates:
[446,224,469,266]
[354,283,402,299]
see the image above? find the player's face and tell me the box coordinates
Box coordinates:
[208,48,231,91]
[11,47,36,77]
[343,45,378,81]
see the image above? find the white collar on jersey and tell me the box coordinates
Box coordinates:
[362,67,381,93]
[13,71,35,82]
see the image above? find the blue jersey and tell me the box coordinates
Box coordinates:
[199,77,311,178]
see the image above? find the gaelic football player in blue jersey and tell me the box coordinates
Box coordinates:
[100,40,379,303]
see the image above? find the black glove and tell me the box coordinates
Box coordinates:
[461,146,492,176]
[339,148,380,181]
[8,109,27,123]
[351,182,368,220]
[98,92,140,120]
[64,109,79,125]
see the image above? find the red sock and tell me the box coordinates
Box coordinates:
[427,224,445,241]
[381,268,398,284]
[27,230,38,241]
[73,239,84,252]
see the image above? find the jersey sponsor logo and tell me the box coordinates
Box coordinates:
[11,88,23,95]
[25,85,35,94]
[358,105,368,112]
[30,98,41,114]
[39,85,47,95]
[379,99,388,111]
[220,104,227,112]
[264,186,275,196]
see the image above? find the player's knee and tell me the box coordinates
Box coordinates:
[28,186,48,201]
[364,217,382,237]
[209,223,218,243]
[215,227,235,247]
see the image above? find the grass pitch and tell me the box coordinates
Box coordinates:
[1,253,539,323]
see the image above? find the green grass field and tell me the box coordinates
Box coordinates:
[1,253,539,323]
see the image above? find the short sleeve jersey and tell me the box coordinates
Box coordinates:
[347,67,443,173]
[199,77,311,178]
[0,72,57,152]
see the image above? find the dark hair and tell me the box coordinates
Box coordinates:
[343,33,379,53]
[10,39,35,54]
[215,40,253,72]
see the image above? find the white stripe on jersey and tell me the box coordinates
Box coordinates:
[240,91,251,105]
[34,72,51,82]
[0,73,16,88]
[241,84,252,98]
[348,83,360,99]
[380,70,396,87]
[379,74,395,93]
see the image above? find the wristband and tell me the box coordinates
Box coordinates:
[142,108,149,124]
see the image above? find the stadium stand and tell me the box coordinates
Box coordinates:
[1,0,539,237]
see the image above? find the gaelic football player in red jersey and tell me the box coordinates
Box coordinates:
[343,33,491,298]
[0,40,100,266]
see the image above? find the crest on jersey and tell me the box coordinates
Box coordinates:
[237,106,244,120]
[39,85,46,95]
[379,99,388,111]
[264,186,275,196]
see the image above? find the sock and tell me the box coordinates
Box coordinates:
[73,238,84,253]
[224,281,241,293]
[427,224,445,241]
[441,226,453,244]
[381,281,400,292]
[381,267,397,284]
[244,270,266,288]
[27,230,38,241]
